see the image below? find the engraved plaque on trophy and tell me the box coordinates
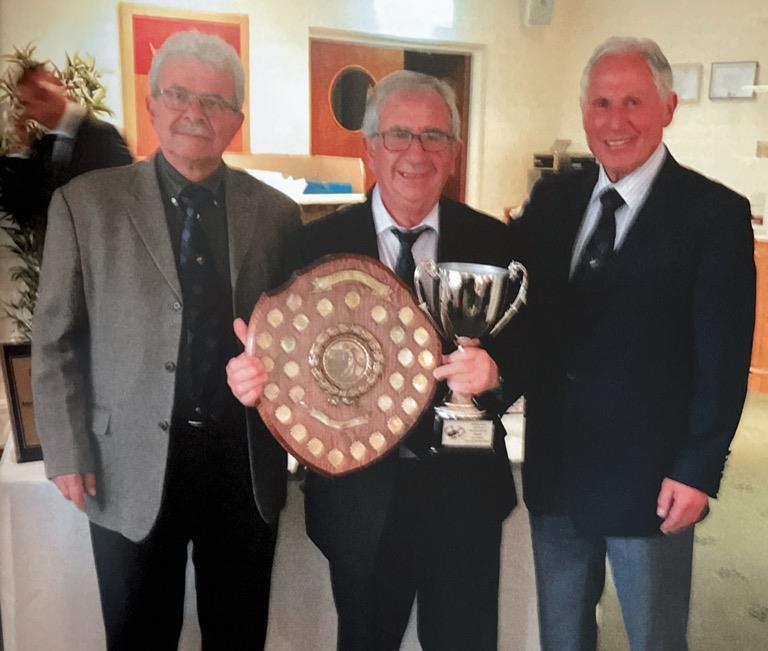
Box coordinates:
[414,260,528,450]
[247,255,441,476]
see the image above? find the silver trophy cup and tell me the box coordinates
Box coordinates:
[414,260,528,448]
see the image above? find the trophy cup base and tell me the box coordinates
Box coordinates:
[434,404,494,450]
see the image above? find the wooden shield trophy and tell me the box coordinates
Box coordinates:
[247,255,440,476]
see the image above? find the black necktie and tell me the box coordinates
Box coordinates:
[38,133,61,184]
[392,226,429,289]
[573,188,624,283]
[37,133,58,159]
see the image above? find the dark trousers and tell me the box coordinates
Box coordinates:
[329,460,503,651]
[89,420,278,651]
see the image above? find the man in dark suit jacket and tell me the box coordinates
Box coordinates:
[0,65,131,232]
[514,37,755,650]
[227,71,518,650]
[32,32,301,650]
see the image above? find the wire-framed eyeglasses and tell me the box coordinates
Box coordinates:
[156,86,238,115]
[375,128,455,153]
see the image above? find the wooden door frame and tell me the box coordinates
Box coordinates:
[309,27,488,209]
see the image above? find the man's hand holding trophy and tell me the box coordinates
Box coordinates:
[415,260,527,451]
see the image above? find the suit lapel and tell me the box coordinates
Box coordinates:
[559,170,599,283]
[225,169,259,292]
[436,199,458,262]
[350,199,380,258]
[123,159,181,298]
[611,153,678,269]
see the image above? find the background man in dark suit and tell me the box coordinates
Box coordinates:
[514,37,755,650]
[32,31,301,649]
[0,65,132,230]
[227,70,518,650]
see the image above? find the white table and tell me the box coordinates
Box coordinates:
[1,418,539,650]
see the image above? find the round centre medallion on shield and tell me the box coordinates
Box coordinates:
[309,324,383,405]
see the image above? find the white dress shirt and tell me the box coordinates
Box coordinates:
[371,185,440,271]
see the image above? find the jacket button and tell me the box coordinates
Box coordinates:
[165,361,176,372]
[158,420,170,431]
[171,301,182,311]
[566,371,577,382]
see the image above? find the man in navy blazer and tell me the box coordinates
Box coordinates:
[228,70,518,650]
[514,37,755,650]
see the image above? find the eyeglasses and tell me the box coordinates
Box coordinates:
[156,86,238,115]
[376,129,455,153]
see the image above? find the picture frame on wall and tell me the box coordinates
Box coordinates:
[671,64,702,103]
[118,3,250,158]
[0,342,42,463]
[709,61,759,100]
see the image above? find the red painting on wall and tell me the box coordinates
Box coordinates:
[119,3,250,158]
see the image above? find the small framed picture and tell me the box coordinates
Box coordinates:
[709,61,759,99]
[1,343,41,462]
[671,64,702,103]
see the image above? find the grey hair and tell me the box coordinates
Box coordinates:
[361,70,461,139]
[148,31,244,110]
[580,36,674,104]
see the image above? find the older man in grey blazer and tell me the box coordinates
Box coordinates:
[32,31,301,650]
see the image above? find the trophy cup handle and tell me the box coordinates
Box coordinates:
[488,261,529,337]
[414,260,444,336]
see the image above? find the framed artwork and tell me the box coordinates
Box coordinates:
[671,64,702,103]
[118,3,250,158]
[709,61,759,100]
[1,343,41,463]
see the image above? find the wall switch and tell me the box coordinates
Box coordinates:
[757,141,768,158]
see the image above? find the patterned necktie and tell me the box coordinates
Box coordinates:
[177,184,223,403]
[392,226,429,289]
[573,188,624,284]
[178,184,214,282]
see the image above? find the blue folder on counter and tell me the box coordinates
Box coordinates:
[303,180,353,194]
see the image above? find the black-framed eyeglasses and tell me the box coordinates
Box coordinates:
[376,128,455,153]
[156,86,238,115]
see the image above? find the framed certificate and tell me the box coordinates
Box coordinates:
[709,61,759,100]
[1,342,41,462]
[671,64,702,103]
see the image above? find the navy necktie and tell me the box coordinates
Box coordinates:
[177,184,224,406]
[392,226,429,289]
[178,185,214,268]
[573,188,624,284]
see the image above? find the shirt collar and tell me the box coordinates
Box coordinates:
[592,142,667,210]
[371,185,440,235]
[155,151,226,201]
[50,101,85,138]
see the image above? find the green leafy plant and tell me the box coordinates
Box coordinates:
[0,44,113,338]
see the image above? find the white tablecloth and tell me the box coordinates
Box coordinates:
[0,418,538,650]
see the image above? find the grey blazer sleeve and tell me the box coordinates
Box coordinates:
[31,188,95,478]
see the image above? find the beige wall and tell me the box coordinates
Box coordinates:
[0,0,766,213]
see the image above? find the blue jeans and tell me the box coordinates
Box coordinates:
[530,513,694,651]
